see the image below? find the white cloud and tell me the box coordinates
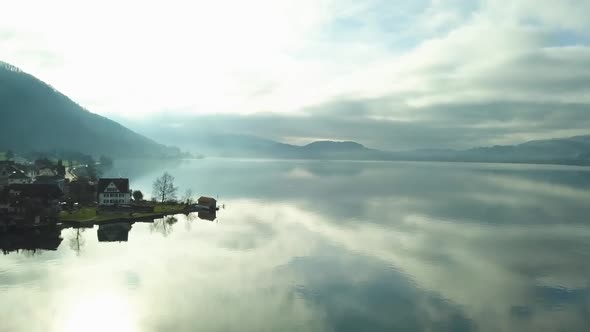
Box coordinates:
[1,0,589,146]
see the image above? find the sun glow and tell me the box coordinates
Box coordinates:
[58,291,138,332]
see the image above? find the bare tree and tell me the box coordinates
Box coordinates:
[68,228,86,256]
[150,216,178,237]
[182,188,194,204]
[153,172,178,202]
[185,212,197,231]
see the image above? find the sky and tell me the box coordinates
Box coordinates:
[2,0,590,150]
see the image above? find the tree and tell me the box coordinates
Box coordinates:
[69,228,86,256]
[132,190,144,201]
[86,162,102,182]
[5,150,14,160]
[99,155,113,168]
[150,216,177,237]
[152,172,178,203]
[56,159,66,177]
[182,188,194,204]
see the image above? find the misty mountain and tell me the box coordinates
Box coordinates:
[456,135,590,164]
[0,61,181,158]
[382,135,590,165]
[130,124,590,164]
[192,134,382,159]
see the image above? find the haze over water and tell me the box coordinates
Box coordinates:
[1,159,589,332]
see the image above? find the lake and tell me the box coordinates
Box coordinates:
[1,159,590,332]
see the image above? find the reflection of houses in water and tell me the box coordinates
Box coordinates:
[198,210,217,221]
[191,196,218,221]
[97,222,133,242]
[0,226,63,255]
[1,184,63,227]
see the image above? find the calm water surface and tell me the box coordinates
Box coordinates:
[1,159,590,332]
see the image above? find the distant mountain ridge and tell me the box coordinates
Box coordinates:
[0,61,181,158]
[392,135,590,165]
[145,129,590,165]
[455,135,590,164]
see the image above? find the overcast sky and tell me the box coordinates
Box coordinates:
[2,0,590,149]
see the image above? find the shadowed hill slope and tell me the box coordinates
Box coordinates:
[0,61,181,158]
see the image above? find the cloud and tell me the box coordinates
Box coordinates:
[1,0,589,148]
[121,98,590,150]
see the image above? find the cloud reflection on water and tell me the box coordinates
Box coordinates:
[0,160,589,331]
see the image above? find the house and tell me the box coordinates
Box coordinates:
[37,168,57,177]
[5,184,63,225]
[35,175,66,192]
[0,187,11,215]
[0,161,13,176]
[198,196,217,210]
[97,178,131,206]
[8,170,31,185]
[0,161,17,187]
[68,179,97,204]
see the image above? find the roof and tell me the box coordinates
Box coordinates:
[35,175,64,183]
[97,178,130,193]
[1,162,21,174]
[8,184,63,198]
[8,171,29,179]
[0,161,14,168]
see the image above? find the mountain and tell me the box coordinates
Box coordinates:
[133,129,380,160]
[457,135,590,164]
[379,135,590,165]
[0,61,181,158]
[294,141,381,159]
[135,128,590,165]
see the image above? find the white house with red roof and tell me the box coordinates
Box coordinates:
[97,178,131,206]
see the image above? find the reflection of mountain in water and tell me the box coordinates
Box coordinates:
[97,222,133,242]
[0,226,63,255]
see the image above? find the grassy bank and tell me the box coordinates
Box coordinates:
[59,204,187,224]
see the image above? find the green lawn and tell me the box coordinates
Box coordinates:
[59,207,97,222]
[154,204,186,214]
[59,204,187,223]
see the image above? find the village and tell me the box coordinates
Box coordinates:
[0,157,218,231]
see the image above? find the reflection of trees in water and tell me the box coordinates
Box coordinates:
[184,213,197,231]
[183,212,218,231]
[1,227,63,256]
[68,228,86,256]
[150,216,178,237]
[20,249,42,257]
